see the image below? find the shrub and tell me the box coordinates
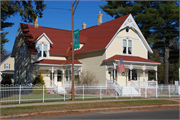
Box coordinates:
[32,74,45,85]
[76,71,99,86]
[31,74,46,94]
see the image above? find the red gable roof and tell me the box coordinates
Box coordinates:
[21,14,130,56]
[33,59,82,65]
[103,55,160,64]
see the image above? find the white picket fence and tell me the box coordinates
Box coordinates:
[0,84,179,104]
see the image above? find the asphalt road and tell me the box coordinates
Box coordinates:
[11,109,179,120]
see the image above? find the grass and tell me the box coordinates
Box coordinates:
[1,99,178,116]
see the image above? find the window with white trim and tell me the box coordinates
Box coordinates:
[37,43,49,58]
[123,39,132,54]
[20,46,25,60]
[4,63,10,69]
[65,70,71,81]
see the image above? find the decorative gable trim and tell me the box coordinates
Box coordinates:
[35,33,53,44]
[105,14,153,53]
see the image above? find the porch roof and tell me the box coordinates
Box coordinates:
[33,59,82,66]
[103,55,160,65]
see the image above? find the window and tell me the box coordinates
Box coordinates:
[4,63,10,69]
[57,70,62,82]
[20,46,25,60]
[123,39,132,54]
[128,69,137,81]
[37,43,49,58]
[65,70,71,81]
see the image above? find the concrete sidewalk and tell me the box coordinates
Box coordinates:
[1,98,179,108]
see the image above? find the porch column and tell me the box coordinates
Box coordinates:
[113,62,116,83]
[130,64,133,81]
[154,66,158,81]
[62,69,64,87]
[142,65,146,81]
[51,67,54,85]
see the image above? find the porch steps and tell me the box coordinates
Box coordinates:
[122,86,141,96]
[56,87,67,94]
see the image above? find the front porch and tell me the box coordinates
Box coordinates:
[32,59,82,88]
[103,55,161,87]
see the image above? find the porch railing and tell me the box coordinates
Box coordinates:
[107,80,122,96]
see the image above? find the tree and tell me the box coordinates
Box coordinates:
[148,50,164,83]
[1,0,46,54]
[100,1,179,84]
[1,32,9,54]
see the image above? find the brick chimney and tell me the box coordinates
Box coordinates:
[82,22,87,30]
[97,11,103,26]
[33,16,38,28]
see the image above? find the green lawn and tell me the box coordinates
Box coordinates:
[1,99,178,116]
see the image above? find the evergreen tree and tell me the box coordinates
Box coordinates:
[100,1,179,84]
[1,1,46,54]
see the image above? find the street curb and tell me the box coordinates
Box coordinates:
[0,104,179,119]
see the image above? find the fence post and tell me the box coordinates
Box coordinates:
[19,85,21,104]
[156,81,158,98]
[83,85,84,100]
[100,85,102,99]
[169,85,170,98]
[145,84,147,98]
[64,85,65,101]
[131,82,132,98]
[43,85,44,102]
[116,85,117,99]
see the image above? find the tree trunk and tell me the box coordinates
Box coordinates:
[164,46,169,84]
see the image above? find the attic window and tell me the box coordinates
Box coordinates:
[37,43,49,58]
[123,39,132,54]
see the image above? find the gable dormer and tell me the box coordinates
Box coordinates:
[35,33,53,58]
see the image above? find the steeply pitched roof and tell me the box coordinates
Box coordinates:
[103,55,160,64]
[0,54,11,64]
[20,14,130,56]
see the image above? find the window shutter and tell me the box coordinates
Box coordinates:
[9,64,10,69]
[4,64,6,69]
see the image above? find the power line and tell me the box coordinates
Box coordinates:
[46,7,71,11]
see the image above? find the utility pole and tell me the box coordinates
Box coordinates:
[71,0,79,101]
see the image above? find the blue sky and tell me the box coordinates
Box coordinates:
[3,0,114,53]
